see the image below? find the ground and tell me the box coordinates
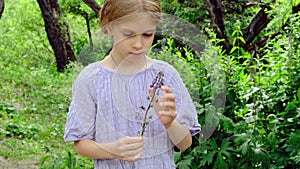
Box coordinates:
[0,156,39,169]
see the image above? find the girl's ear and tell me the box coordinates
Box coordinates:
[102,24,113,35]
[106,24,113,35]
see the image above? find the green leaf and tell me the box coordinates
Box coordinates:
[233,38,237,46]
[230,46,239,54]
[238,37,246,44]
[177,51,182,58]
[239,140,250,155]
[176,154,194,169]
[213,153,228,169]
[174,152,181,163]
[200,149,216,166]
[232,30,238,36]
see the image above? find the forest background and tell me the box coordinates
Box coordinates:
[0,0,299,168]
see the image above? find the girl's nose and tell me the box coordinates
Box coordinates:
[132,35,143,49]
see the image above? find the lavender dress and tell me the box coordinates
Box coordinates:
[64,59,201,169]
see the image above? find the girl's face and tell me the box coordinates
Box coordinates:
[109,13,157,62]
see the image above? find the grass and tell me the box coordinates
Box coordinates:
[0,62,80,161]
[1,0,199,166]
[0,0,90,167]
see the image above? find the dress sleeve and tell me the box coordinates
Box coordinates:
[167,66,201,136]
[64,64,98,142]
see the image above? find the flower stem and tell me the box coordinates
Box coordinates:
[140,88,157,136]
[140,71,164,136]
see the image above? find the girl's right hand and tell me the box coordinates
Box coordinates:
[109,136,144,162]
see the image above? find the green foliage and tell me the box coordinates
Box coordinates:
[161,0,210,30]
[41,149,93,169]
[171,1,300,169]
[198,138,234,169]
[175,153,194,169]
[59,0,104,61]
[0,0,88,166]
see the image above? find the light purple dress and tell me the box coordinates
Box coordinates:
[64,59,201,169]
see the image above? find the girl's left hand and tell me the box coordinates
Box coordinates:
[149,86,177,129]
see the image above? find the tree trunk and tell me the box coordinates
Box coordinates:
[206,0,232,53]
[292,3,300,13]
[82,0,101,15]
[80,0,101,49]
[37,0,76,72]
[245,2,300,52]
[0,0,4,19]
[241,5,272,51]
[84,13,93,49]
[71,8,94,50]
[206,1,298,54]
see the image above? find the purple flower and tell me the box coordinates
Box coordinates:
[135,114,142,122]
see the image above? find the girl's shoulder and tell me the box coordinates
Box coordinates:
[77,62,99,77]
[151,59,177,72]
[74,61,108,84]
[151,59,181,77]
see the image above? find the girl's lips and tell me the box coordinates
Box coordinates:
[130,52,144,57]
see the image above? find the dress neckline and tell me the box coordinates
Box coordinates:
[98,58,158,76]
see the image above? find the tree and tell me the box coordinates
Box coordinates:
[206,0,232,53]
[81,0,101,48]
[82,0,101,15]
[0,0,4,19]
[206,0,300,54]
[37,0,76,72]
[61,0,101,50]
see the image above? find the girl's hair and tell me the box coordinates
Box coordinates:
[100,0,161,30]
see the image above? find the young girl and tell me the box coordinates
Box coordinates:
[64,0,201,168]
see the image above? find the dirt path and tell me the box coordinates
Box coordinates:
[0,156,39,169]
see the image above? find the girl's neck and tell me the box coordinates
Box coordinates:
[101,51,152,74]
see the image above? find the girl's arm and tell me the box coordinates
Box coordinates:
[74,136,144,162]
[165,120,192,151]
[74,140,114,159]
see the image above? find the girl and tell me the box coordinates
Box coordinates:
[64,0,201,168]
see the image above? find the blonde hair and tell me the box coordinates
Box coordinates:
[100,0,161,30]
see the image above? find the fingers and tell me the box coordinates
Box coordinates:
[148,86,175,102]
[158,86,175,101]
[148,86,172,94]
[157,110,177,122]
[160,86,172,93]
[159,93,175,102]
[159,100,176,108]
[158,110,177,118]
[120,152,143,162]
[120,137,144,152]
[158,96,176,114]
[122,136,144,144]
[148,85,177,128]
[148,87,152,94]
[120,143,144,156]
[148,85,176,114]
[115,136,144,162]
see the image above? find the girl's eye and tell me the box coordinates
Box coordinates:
[123,32,134,37]
[122,32,154,37]
[143,33,153,37]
